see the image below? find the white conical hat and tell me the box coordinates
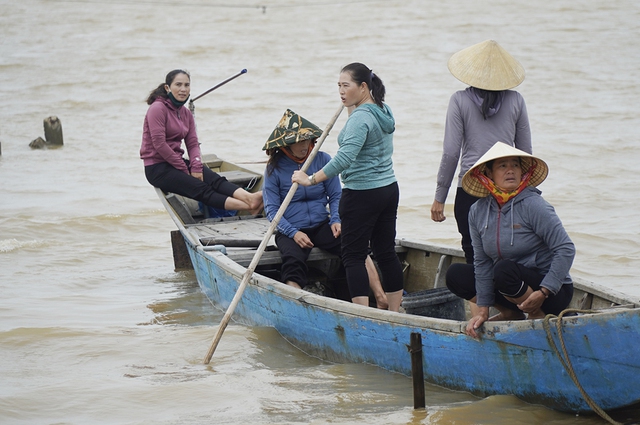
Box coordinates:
[461,142,548,198]
[448,40,525,91]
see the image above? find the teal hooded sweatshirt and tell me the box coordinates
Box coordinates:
[323,103,397,190]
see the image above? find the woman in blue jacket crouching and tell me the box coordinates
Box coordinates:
[263,110,386,308]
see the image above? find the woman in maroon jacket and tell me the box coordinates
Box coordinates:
[140,69,262,213]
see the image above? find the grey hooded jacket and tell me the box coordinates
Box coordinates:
[469,187,575,307]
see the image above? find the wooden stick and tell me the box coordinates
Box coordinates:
[203,104,345,364]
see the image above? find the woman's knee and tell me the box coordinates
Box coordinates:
[341,249,368,269]
[446,263,475,300]
[493,260,518,287]
[493,260,527,298]
[371,247,398,266]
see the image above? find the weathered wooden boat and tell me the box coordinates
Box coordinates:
[157,154,640,414]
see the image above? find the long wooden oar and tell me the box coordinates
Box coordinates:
[204,104,345,364]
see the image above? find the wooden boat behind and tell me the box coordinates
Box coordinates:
[157,154,640,413]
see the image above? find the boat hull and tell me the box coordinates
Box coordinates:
[186,237,640,413]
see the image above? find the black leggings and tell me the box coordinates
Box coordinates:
[446,260,573,315]
[145,160,240,210]
[339,182,404,297]
[275,220,342,287]
[453,187,481,264]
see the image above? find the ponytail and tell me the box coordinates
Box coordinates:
[341,62,386,108]
[368,72,386,108]
[146,83,167,105]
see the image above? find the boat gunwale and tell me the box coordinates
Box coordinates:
[198,244,640,335]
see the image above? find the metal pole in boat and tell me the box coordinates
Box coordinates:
[189,69,248,116]
[203,104,345,364]
[410,333,426,409]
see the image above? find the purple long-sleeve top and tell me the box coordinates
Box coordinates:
[434,89,532,203]
[140,96,203,174]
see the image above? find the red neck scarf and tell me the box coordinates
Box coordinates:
[473,161,537,206]
[280,142,315,164]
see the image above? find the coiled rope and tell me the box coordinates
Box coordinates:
[543,309,622,425]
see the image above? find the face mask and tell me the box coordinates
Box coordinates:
[167,91,189,107]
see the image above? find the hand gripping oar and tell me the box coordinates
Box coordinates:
[189,69,248,115]
[203,104,344,364]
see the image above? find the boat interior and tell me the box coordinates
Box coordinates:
[160,154,640,317]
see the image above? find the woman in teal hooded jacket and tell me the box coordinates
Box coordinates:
[293,63,404,311]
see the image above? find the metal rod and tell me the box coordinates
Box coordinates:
[191,69,247,103]
[410,332,426,409]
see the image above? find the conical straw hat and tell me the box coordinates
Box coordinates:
[448,40,525,91]
[461,142,548,198]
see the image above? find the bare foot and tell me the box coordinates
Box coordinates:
[248,191,263,215]
[488,310,526,321]
[527,310,546,320]
[285,280,302,290]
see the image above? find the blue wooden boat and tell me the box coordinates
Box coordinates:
[157,154,640,414]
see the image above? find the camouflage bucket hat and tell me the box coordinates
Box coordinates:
[263,109,323,152]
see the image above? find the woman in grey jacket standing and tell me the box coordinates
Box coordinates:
[446,143,575,338]
[431,40,532,264]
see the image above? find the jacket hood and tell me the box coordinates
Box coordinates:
[499,186,541,213]
[464,87,504,118]
[354,103,395,134]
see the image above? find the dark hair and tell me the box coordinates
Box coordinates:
[265,149,284,176]
[146,69,190,105]
[341,62,386,108]
[473,87,503,120]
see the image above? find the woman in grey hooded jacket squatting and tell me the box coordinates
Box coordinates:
[445,142,575,338]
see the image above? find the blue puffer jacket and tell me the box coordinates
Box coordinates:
[263,152,341,238]
[469,186,575,307]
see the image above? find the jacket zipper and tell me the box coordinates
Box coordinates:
[496,207,502,259]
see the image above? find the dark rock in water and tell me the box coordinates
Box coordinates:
[29,136,47,149]
[28,116,64,149]
[44,116,63,146]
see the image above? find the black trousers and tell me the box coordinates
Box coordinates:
[453,187,481,264]
[275,220,341,287]
[145,160,239,210]
[339,182,404,297]
[446,260,573,315]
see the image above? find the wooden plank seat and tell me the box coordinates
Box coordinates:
[194,216,408,269]
[222,246,409,269]
[222,247,339,268]
[198,216,272,246]
[218,170,261,189]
